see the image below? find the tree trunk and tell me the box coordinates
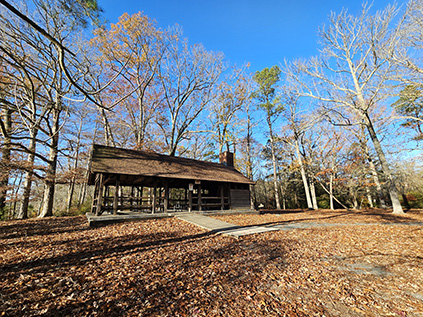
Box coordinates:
[67,181,75,212]
[77,182,87,207]
[316,176,349,209]
[280,184,286,210]
[364,113,403,214]
[0,108,12,211]
[39,107,61,218]
[268,118,281,209]
[357,125,386,209]
[100,109,115,147]
[246,112,254,210]
[67,116,83,212]
[310,178,318,210]
[16,131,38,219]
[350,186,358,210]
[9,171,23,219]
[329,171,334,210]
[368,159,387,209]
[295,138,313,209]
[366,186,374,208]
[402,194,410,211]
[294,191,298,208]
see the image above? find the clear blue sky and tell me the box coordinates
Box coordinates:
[99,0,398,72]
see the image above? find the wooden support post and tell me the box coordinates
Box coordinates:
[220,185,224,211]
[130,186,134,208]
[106,185,110,209]
[95,173,104,216]
[138,186,142,211]
[228,184,232,209]
[136,186,139,210]
[140,186,144,207]
[164,181,169,212]
[188,189,192,212]
[113,178,119,215]
[198,184,202,212]
[119,185,123,207]
[91,176,99,214]
[249,184,254,210]
[152,184,157,214]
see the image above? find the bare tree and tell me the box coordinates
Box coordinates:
[0,0,104,107]
[0,66,13,212]
[393,0,423,90]
[34,0,90,218]
[0,4,52,219]
[90,12,168,149]
[210,66,251,154]
[157,38,224,156]
[279,87,319,210]
[312,124,347,210]
[285,4,405,213]
[0,0,99,218]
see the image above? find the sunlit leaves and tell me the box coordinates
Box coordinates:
[1,211,423,315]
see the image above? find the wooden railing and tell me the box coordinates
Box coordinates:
[97,195,230,213]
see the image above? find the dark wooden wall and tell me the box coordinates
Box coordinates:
[230,189,250,209]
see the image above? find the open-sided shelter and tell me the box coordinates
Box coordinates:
[87,144,255,215]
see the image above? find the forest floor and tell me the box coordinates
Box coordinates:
[1,208,423,316]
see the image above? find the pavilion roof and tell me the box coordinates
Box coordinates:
[88,144,254,185]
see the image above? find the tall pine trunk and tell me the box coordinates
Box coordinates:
[246,115,255,210]
[268,118,281,209]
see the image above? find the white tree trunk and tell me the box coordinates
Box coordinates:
[295,139,313,209]
[329,165,334,210]
[364,114,403,214]
[368,159,387,209]
[310,179,318,210]
[366,186,374,208]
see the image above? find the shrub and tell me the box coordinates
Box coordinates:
[406,192,423,209]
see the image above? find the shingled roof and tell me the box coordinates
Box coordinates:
[88,144,254,185]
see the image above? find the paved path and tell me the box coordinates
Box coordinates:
[176,213,423,237]
[176,213,281,237]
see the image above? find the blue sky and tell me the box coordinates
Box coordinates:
[99,0,399,72]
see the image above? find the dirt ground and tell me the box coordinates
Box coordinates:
[1,209,422,316]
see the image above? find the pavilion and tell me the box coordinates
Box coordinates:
[87,144,255,215]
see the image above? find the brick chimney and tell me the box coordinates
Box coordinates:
[219,151,234,167]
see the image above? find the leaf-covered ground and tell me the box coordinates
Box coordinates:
[1,209,423,316]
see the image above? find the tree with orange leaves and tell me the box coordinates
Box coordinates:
[90,12,169,150]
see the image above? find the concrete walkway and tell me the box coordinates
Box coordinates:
[176,213,238,231]
[176,213,423,238]
[176,213,280,237]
